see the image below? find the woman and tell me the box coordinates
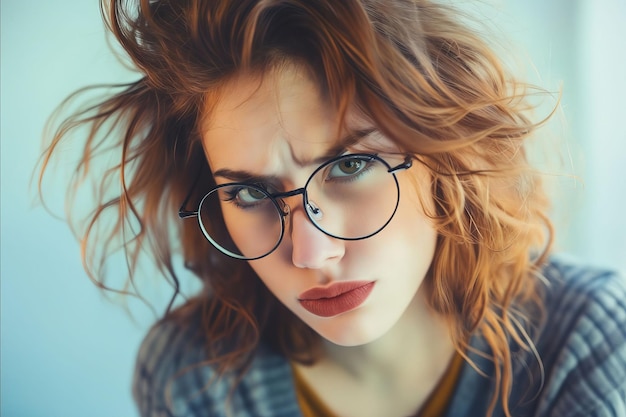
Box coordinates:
[39,0,626,416]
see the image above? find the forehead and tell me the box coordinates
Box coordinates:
[199,65,386,176]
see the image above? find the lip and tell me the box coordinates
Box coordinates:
[298,281,375,317]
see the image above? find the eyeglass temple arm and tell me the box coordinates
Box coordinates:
[178,170,203,219]
[388,156,413,173]
[179,208,198,219]
[179,195,199,218]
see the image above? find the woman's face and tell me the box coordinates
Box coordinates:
[201,65,438,347]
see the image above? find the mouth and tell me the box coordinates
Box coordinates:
[298,281,376,317]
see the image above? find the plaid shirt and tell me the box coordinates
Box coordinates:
[133,258,626,416]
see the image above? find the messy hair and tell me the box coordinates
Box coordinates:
[39,0,553,415]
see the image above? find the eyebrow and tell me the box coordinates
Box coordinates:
[213,128,377,183]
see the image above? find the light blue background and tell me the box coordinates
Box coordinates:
[2,1,625,416]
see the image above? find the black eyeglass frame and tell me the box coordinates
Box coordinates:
[179,153,413,260]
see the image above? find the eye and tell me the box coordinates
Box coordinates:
[237,186,268,204]
[327,156,370,179]
[220,184,270,209]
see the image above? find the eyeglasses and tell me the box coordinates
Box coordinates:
[179,153,413,260]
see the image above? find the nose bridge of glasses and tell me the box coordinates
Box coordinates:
[270,187,306,215]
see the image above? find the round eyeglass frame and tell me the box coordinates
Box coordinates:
[179,153,413,260]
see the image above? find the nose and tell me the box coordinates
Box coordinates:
[287,206,345,269]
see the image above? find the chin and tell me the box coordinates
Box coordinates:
[309,314,394,347]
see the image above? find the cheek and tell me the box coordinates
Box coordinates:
[383,212,436,276]
[366,171,438,265]
[246,257,300,309]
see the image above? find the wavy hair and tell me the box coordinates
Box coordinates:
[39,0,554,415]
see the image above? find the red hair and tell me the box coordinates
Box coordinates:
[39,1,554,415]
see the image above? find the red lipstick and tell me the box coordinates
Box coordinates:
[298,281,375,317]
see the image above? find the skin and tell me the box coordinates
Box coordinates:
[201,64,455,416]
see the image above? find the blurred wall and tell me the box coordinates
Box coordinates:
[2,1,625,416]
[492,0,626,272]
[1,3,148,417]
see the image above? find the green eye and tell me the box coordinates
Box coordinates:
[338,160,362,174]
[328,157,368,178]
[238,187,267,203]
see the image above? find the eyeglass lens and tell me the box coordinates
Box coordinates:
[197,155,400,260]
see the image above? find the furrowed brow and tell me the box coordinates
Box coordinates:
[212,169,280,184]
[213,128,379,182]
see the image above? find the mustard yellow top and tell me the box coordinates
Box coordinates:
[293,352,464,417]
